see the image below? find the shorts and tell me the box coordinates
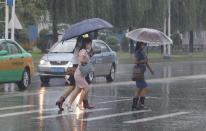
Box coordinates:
[136,80,148,88]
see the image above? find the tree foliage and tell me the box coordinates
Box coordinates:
[16,0,47,26]
[36,29,49,53]
[1,0,206,37]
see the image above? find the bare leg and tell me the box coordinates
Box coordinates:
[78,87,89,105]
[140,87,148,97]
[83,89,88,100]
[134,88,143,98]
[67,87,81,107]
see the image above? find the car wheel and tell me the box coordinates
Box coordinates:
[40,77,50,84]
[17,69,31,90]
[106,65,115,82]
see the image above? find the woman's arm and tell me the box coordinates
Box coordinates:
[146,62,154,75]
[134,57,148,64]
[79,55,87,64]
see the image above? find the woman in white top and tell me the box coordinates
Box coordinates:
[56,36,94,111]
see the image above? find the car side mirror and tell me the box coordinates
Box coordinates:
[93,48,101,54]
[0,50,8,56]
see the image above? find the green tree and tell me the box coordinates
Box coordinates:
[36,29,49,53]
[16,0,47,26]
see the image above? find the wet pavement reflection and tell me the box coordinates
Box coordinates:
[1,61,206,131]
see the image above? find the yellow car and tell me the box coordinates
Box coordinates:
[0,39,34,90]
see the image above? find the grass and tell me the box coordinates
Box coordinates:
[29,48,43,60]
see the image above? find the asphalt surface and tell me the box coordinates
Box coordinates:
[1,61,206,131]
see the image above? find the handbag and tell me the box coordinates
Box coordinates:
[79,63,94,77]
[66,67,77,76]
[131,65,144,81]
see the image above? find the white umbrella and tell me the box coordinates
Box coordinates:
[126,28,173,45]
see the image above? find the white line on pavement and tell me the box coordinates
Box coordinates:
[0,108,59,118]
[89,95,131,99]
[123,112,190,124]
[0,105,36,111]
[96,96,159,105]
[97,99,132,104]
[82,110,152,122]
[34,108,111,120]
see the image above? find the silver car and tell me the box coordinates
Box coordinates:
[38,39,118,84]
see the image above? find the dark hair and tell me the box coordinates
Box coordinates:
[135,41,146,51]
[135,42,141,51]
[77,36,83,42]
[80,37,92,50]
[73,36,83,52]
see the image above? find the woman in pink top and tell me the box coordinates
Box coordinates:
[66,37,93,110]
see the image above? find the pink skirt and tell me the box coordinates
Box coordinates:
[74,66,89,88]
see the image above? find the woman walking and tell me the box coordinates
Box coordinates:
[132,42,154,110]
[56,36,94,111]
[66,37,93,110]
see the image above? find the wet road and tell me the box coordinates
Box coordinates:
[1,61,206,131]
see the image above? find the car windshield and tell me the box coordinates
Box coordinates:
[49,40,76,53]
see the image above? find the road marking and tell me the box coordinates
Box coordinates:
[123,112,190,124]
[89,95,130,99]
[0,105,36,111]
[82,110,151,122]
[97,99,132,104]
[34,108,111,120]
[0,108,59,118]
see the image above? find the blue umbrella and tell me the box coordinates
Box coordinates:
[62,18,113,41]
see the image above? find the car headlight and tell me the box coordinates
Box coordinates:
[68,61,73,67]
[40,59,49,65]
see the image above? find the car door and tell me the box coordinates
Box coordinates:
[92,41,112,76]
[7,41,24,81]
[92,42,104,76]
[0,41,12,82]
[100,42,113,75]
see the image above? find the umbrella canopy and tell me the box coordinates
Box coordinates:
[125,28,173,45]
[62,18,113,41]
